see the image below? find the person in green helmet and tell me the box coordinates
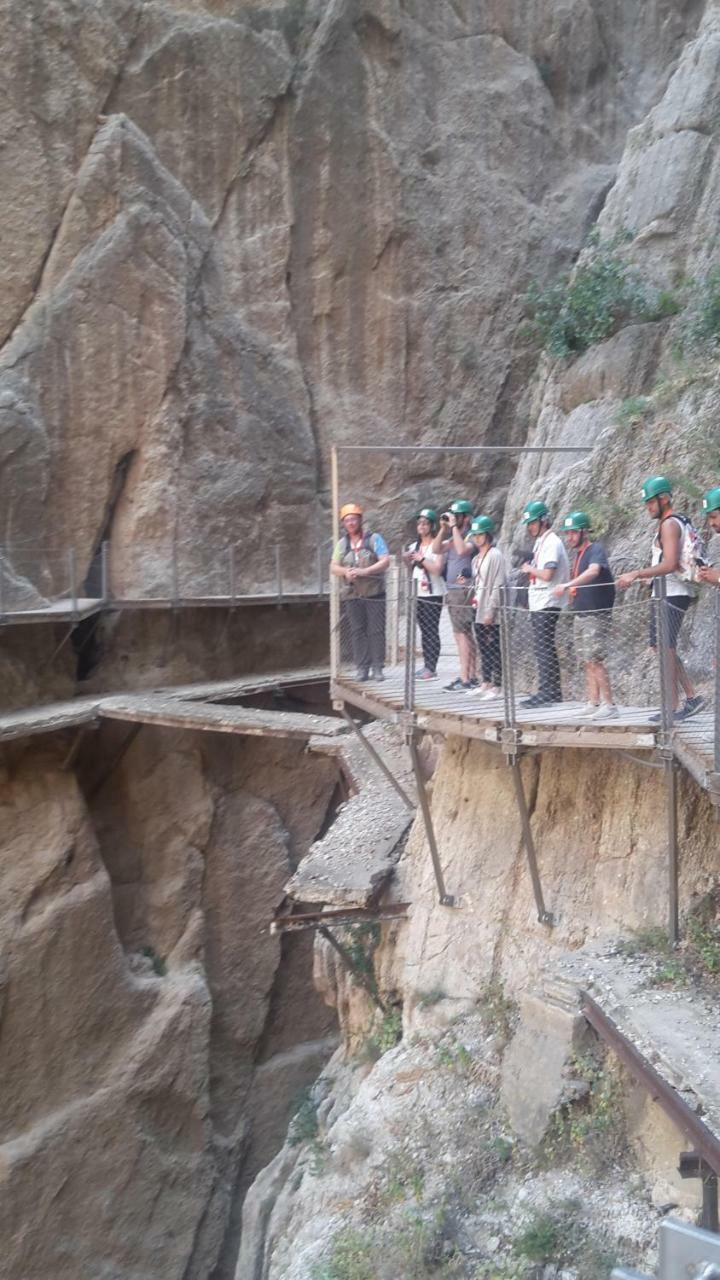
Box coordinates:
[467,516,507,699]
[431,500,478,690]
[698,486,720,586]
[402,508,446,678]
[519,499,569,707]
[617,476,703,721]
[553,511,617,718]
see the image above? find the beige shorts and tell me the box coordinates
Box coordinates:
[446,587,474,635]
[574,610,611,663]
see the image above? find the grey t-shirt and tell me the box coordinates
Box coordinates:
[446,536,474,586]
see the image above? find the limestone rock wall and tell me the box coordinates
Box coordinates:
[0,728,340,1280]
[0,0,704,617]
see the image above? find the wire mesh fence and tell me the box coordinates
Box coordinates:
[0,538,332,618]
[334,562,402,683]
[332,563,720,775]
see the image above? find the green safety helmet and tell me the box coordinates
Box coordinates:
[641,475,672,502]
[416,507,438,524]
[522,499,549,524]
[702,486,720,515]
[562,510,591,531]
[450,499,474,516]
[470,515,495,535]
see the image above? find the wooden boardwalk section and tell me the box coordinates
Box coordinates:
[333,661,659,752]
[0,590,328,626]
[0,667,335,745]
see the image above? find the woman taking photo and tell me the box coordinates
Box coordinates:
[468,515,506,699]
[403,508,446,679]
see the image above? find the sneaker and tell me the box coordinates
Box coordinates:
[466,678,480,688]
[520,694,561,709]
[418,668,437,680]
[444,677,465,691]
[580,702,600,716]
[675,695,705,721]
[480,687,501,700]
[356,669,370,682]
[590,703,619,720]
[371,668,385,682]
[465,684,485,696]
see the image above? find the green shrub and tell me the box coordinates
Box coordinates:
[616,395,654,427]
[141,945,167,977]
[369,1007,403,1056]
[680,266,720,351]
[311,1229,375,1280]
[288,1088,320,1147]
[523,231,677,359]
[543,1051,626,1170]
[476,981,517,1043]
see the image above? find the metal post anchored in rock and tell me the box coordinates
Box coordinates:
[408,731,455,907]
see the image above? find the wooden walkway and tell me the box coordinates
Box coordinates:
[0,590,328,626]
[0,667,335,745]
[673,711,718,796]
[334,662,659,751]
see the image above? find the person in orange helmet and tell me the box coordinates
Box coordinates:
[330,504,390,681]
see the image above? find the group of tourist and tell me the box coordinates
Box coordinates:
[330,479,720,722]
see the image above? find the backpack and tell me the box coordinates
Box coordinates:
[659,513,707,583]
[341,531,375,557]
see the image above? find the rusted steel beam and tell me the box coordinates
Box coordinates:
[581,992,720,1177]
[270,904,410,935]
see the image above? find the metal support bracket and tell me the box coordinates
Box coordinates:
[499,726,522,760]
[341,709,416,810]
[317,924,387,1012]
[407,731,455,907]
[510,759,553,926]
[680,1152,720,1235]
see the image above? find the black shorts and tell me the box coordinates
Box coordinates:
[648,595,693,650]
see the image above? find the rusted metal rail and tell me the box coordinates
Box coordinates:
[581,991,720,1177]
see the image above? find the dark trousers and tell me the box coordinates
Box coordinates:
[417,595,443,672]
[346,596,386,674]
[474,622,502,687]
[531,608,561,700]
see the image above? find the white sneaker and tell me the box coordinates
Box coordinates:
[480,687,501,700]
[465,684,485,696]
[590,703,619,720]
[580,703,599,716]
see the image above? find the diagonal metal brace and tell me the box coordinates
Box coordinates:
[341,709,416,810]
[407,731,455,907]
[510,760,553,926]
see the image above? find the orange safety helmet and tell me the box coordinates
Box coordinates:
[340,503,363,520]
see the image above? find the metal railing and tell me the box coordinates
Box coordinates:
[0,537,332,620]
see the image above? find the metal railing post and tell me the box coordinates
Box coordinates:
[171,544,179,606]
[406,578,418,716]
[330,572,340,684]
[387,555,399,668]
[656,577,674,738]
[100,540,109,602]
[715,589,720,776]
[317,537,324,596]
[656,577,679,945]
[0,557,4,617]
[275,544,283,601]
[499,586,516,732]
[229,545,236,606]
[69,548,78,618]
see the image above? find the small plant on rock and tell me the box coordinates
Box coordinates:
[523,229,677,359]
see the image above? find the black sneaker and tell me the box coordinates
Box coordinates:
[444,677,465,691]
[674,695,705,721]
[521,694,561,709]
[371,668,385,682]
[466,678,480,688]
[356,669,370,682]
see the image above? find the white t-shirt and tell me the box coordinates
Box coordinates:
[528,529,569,612]
[409,544,447,596]
[651,517,697,599]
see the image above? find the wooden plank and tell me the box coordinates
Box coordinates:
[0,698,101,742]
[0,598,103,625]
[159,666,329,702]
[99,695,348,740]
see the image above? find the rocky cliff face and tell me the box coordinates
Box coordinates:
[0,0,705,619]
[0,727,340,1280]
